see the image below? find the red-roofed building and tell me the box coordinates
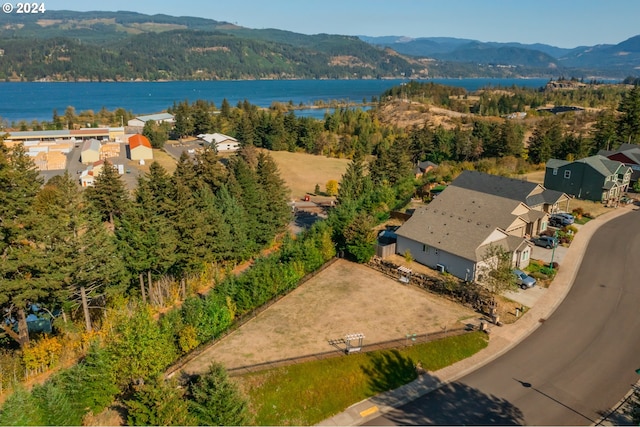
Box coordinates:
[128,134,153,162]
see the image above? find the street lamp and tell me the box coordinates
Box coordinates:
[550,230,559,271]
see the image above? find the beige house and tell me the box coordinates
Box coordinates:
[395,184,536,282]
[197,133,241,152]
[128,134,153,161]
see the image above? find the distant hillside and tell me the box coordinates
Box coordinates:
[0,10,636,81]
[362,35,640,78]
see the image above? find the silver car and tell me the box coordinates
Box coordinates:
[513,269,537,290]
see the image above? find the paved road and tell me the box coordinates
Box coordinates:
[365,209,640,425]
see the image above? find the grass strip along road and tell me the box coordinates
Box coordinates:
[235,331,488,425]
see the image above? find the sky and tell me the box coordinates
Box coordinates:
[37,0,640,49]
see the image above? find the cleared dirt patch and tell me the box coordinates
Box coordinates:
[178,259,478,377]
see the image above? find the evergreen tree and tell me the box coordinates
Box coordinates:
[194,147,228,193]
[142,120,169,149]
[256,151,291,234]
[231,156,271,249]
[84,161,130,226]
[69,211,128,330]
[527,118,563,164]
[188,363,251,426]
[338,152,371,204]
[215,184,251,261]
[343,212,376,263]
[499,120,525,157]
[591,110,619,153]
[0,386,44,425]
[126,376,195,426]
[617,85,640,145]
[0,142,47,347]
[58,342,119,416]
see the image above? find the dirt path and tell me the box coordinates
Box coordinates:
[177,259,479,377]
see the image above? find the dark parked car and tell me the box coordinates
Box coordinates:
[532,235,559,249]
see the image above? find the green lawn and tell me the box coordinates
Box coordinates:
[237,331,488,425]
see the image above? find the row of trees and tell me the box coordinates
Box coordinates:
[0,138,291,350]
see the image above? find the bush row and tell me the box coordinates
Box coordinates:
[0,222,336,425]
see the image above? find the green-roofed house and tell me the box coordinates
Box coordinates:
[544,155,632,204]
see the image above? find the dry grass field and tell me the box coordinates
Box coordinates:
[266,150,351,200]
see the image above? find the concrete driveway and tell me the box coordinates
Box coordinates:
[530,243,567,265]
[503,285,546,308]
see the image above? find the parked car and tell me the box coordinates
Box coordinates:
[532,235,559,248]
[513,269,537,289]
[549,212,574,226]
[620,196,635,205]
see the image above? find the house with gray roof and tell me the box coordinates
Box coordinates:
[451,170,571,215]
[127,113,175,128]
[80,139,101,164]
[598,143,640,183]
[544,155,631,204]
[395,185,534,282]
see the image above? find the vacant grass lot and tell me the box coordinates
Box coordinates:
[178,260,480,378]
[237,332,489,426]
[266,150,350,199]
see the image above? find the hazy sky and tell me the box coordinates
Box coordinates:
[40,0,640,48]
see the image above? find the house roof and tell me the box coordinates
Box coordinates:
[578,155,628,176]
[599,144,640,165]
[395,205,503,262]
[395,185,531,262]
[134,113,175,123]
[197,133,239,144]
[128,134,152,150]
[451,170,567,206]
[81,139,100,152]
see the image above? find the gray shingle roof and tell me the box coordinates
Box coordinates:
[451,170,567,207]
[576,155,625,176]
[395,185,530,262]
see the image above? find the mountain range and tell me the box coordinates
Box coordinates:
[0,10,638,81]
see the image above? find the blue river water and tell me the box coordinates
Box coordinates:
[0,78,550,124]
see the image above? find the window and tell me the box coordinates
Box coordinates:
[522,250,529,261]
[422,244,430,253]
[564,170,571,179]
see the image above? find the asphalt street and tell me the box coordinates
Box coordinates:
[364,209,640,425]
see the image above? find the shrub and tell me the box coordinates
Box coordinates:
[188,363,251,426]
[126,376,195,426]
[0,385,44,425]
[22,336,63,375]
[530,271,549,281]
[571,207,584,219]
